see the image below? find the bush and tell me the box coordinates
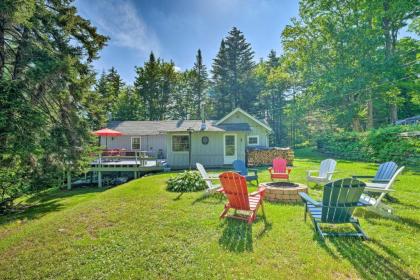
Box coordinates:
[166,171,207,192]
[316,125,420,165]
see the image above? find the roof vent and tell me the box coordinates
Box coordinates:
[200,122,207,131]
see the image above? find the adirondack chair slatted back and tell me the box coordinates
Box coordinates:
[196,163,213,189]
[219,172,250,211]
[374,162,398,182]
[319,159,337,180]
[385,166,405,190]
[272,158,287,173]
[321,178,365,223]
[233,160,248,176]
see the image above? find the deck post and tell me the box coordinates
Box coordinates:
[98,171,102,188]
[134,171,138,179]
[67,170,72,190]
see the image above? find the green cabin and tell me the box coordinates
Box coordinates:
[102,108,273,168]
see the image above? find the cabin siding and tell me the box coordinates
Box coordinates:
[219,111,270,147]
[166,131,247,168]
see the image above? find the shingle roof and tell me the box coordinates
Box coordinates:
[107,120,251,135]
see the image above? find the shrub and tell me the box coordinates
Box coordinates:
[316,125,420,165]
[166,171,207,192]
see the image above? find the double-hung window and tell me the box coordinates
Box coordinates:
[131,137,141,150]
[172,135,189,152]
[247,135,259,146]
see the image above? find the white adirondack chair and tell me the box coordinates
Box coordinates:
[306,159,337,185]
[196,163,223,193]
[361,166,405,207]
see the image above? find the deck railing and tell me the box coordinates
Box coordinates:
[92,153,160,167]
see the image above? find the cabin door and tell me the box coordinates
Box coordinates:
[223,134,237,164]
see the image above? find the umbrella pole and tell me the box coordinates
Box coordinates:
[106,136,108,149]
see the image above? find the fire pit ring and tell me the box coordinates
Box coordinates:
[259,182,308,203]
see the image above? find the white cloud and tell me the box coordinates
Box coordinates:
[77,0,160,55]
[174,66,182,72]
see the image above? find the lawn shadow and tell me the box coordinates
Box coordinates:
[218,216,271,253]
[318,237,416,280]
[218,219,254,253]
[0,187,106,227]
[191,192,224,205]
[358,208,420,230]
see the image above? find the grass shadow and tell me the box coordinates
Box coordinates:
[218,215,271,253]
[191,192,224,205]
[0,187,106,227]
[318,237,416,280]
[358,208,420,230]
[218,218,253,252]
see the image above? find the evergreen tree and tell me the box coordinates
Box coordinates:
[211,27,256,117]
[255,51,290,146]
[0,0,107,204]
[134,52,177,120]
[191,49,208,118]
[112,86,142,121]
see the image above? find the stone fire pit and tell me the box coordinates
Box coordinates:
[260,182,308,203]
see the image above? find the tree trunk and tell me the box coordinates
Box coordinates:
[367,99,374,129]
[382,0,399,124]
[0,13,5,78]
[352,117,362,132]
[390,104,398,124]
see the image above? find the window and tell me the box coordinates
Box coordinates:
[131,137,141,150]
[247,135,259,146]
[172,135,189,152]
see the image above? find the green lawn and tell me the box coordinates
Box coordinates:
[0,149,419,279]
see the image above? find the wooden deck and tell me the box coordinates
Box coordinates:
[67,155,167,189]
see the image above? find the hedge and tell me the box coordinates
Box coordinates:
[316,125,420,166]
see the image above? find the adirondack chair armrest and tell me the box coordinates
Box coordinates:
[365,187,394,193]
[306,170,319,176]
[371,179,390,183]
[352,175,374,179]
[207,174,220,180]
[298,192,321,206]
[250,186,265,197]
[327,171,341,175]
[248,168,258,175]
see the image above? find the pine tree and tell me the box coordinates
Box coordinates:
[211,27,256,117]
[134,52,176,120]
[191,49,208,118]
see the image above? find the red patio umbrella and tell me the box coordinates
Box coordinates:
[92,128,124,148]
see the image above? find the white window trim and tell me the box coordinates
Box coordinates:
[171,134,190,153]
[247,135,260,146]
[131,136,141,150]
[223,134,237,158]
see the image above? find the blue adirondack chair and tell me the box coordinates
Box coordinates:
[232,160,259,185]
[299,178,370,239]
[353,161,398,183]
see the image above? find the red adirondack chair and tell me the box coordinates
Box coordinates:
[219,172,266,224]
[268,158,292,181]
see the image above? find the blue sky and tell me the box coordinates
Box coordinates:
[75,0,299,84]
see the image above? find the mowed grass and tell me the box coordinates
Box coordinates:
[0,149,419,279]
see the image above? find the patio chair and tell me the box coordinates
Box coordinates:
[219,172,266,224]
[196,163,223,193]
[360,166,405,207]
[352,161,398,183]
[299,178,370,239]
[306,158,337,185]
[268,158,291,181]
[232,159,259,185]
